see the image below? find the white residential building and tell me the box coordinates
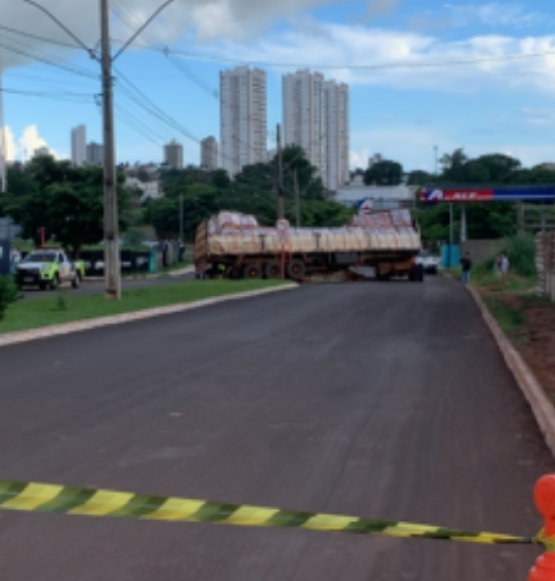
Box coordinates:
[220,66,267,176]
[282,71,349,192]
[164,140,184,169]
[86,142,104,166]
[201,136,218,170]
[324,80,350,192]
[71,125,87,166]
[283,70,326,180]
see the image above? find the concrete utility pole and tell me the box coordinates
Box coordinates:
[0,45,6,193]
[460,203,467,242]
[179,193,184,242]
[100,0,121,300]
[276,124,284,220]
[294,169,300,228]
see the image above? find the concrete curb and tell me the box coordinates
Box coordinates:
[0,284,298,348]
[468,286,555,457]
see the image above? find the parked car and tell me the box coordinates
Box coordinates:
[15,249,85,290]
[416,250,440,274]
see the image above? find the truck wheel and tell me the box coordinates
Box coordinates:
[71,273,81,289]
[243,264,262,279]
[264,261,281,279]
[39,282,47,291]
[287,259,306,281]
[415,264,424,282]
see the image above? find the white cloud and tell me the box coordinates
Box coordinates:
[203,23,555,95]
[0,0,400,70]
[2,125,60,161]
[444,3,549,28]
[1,126,16,162]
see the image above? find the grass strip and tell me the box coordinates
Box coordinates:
[0,280,290,335]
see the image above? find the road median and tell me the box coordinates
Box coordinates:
[0,280,296,347]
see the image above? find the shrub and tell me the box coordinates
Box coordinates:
[504,232,536,277]
[0,275,20,320]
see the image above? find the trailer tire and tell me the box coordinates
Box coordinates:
[287,259,306,281]
[264,261,281,279]
[415,264,424,282]
[243,263,262,279]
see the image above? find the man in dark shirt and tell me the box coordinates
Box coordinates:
[460,252,472,284]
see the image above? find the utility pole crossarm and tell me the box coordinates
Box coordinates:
[21,0,95,57]
[112,0,176,61]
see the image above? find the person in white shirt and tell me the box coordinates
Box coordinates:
[500,253,510,277]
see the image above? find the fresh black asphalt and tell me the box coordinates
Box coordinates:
[0,276,552,580]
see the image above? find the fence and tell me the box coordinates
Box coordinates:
[535,232,555,300]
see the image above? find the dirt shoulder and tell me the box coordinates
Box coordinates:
[473,273,555,405]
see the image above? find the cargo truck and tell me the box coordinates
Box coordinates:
[195,209,423,282]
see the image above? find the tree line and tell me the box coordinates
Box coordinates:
[0,146,354,256]
[354,149,555,241]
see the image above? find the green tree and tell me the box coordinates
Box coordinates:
[364,160,403,186]
[1,156,131,256]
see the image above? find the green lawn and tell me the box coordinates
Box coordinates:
[0,280,290,335]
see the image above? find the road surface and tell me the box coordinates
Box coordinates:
[20,272,195,301]
[0,277,552,580]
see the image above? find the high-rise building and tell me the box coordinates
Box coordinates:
[282,71,349,192]
[71,125,87,166]
[220,66,267,176]
[164,140,184,169]
[324,81,350,192]
[201,136,218,170]
[86,142,104,166]
[283,70,326,180]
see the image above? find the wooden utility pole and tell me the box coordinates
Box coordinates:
[277,124,284,220]
[294,169,300,228]
[100,0,121,299]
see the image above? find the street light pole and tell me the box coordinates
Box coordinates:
[100,0,121,300]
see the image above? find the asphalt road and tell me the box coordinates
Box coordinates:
[20,272,195,301]
[0,277,552,581]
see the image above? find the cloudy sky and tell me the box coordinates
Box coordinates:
[1,0,555,171]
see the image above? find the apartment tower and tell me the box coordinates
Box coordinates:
[220,66,267,176]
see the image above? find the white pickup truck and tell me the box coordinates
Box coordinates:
[15,249,85,290]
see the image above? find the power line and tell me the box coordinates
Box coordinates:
[3,23,555,71]
[0,39,98,79]
[21,0,94,56]
[1,87,96,103]
[0,24,80,49]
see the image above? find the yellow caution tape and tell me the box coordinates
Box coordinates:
[0,479,541,547]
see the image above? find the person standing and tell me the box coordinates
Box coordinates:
[460,251,472,284]
[500,253,510,278]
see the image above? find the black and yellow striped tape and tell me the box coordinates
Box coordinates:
[0,479,548,549]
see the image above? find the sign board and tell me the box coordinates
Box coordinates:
[357,199,373,214]
[0,240,11,275]
[420,187,555,203]
[276,218,290,245]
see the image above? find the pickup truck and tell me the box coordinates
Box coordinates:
[15,249,85,290]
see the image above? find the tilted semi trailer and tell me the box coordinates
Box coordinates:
[194,209,424,282]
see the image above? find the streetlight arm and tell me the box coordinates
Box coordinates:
[21,0,95,57]
[112,0,177,61]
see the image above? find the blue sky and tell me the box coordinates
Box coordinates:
[2,0,555,172]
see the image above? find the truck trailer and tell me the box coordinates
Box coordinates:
[195,209,423,282]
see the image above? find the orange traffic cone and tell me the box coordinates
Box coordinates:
[529,475,555,581]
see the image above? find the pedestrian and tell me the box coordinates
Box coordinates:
[500,252,510,278]
[494,254,502,276]
[460,251,472,285]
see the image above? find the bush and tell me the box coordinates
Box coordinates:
[0,275,20,320]
[503,232,536,277]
